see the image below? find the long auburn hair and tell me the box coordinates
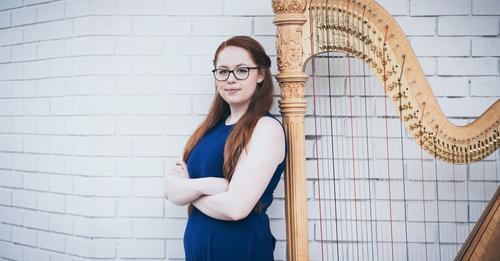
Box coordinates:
[183,36,274,215]
[182,36,274,181]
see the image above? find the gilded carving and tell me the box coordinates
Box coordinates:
[272,0,306,14]
[280,81,305,99]
[276,26,304,72]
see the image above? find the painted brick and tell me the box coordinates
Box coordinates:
[65,156,114,176]
[37,2,64,22]
[37,192,65,213]
[0,28,23,46]
[117,198,164,217]
[71,95,133,115]
[64,0,90,18]
[12,6,36,26]
[193,17,252,36]
[38,117,65,135]
[0,135,22,151]
[73,56,131,75]
[24,60,51,79]
[438,58,498,76]
[394,17,436,36]
[50,58,74,78]
[410,0,469,16]
[133,177,164,197]
[115,157,164,177]
[49,20,73,39]
[116,36,162,55]
[49,136,72,155]
[0,222,11,240]
[23,171,49,190]
[73,136,132,156]
[48,174,72,194]
[65,237,115,258]
[65,76,115,95]
[87,219,132,238]
[66,196,115,217]
[162,76,215,95]
[132,136,187,157]
[0,0,22,11]
[37,78,66,97]
[0,187,11,205]
[473,0,500,15]
[472,37,500,56]
[115,76,162,95]
[0,45,10,62]
[37,39,65,59]
[376,0,409,16]
[12,189,38,209]
[132,55,191,75]
[118,239,165,258]
[24,0,51,6]
[0,10,11,28]
[65,116,114,135]
[49,214,73,234]
[88,0,115,15]
[73,16,131,36]
[163,0,223,15]
[116,116,162,135]
[12,80,37,97]
[254,17,275,36]
[470,77,500,96]
[132,16,191,36]
[438,97,498,117]
[427,76,469,97]
[116,0,162,15]
[0,205,22,225]
[23,23,51,42]
[438,16,498,36]
[164,37,226,56]
[12,226,37,246]
[224,0,274,16]
[131,95,191,115]
[37,231,65,252]
[410,37,470,57]
[23,98,50,115]
[22,209,49,230]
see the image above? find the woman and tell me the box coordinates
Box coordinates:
[164,36,287,261]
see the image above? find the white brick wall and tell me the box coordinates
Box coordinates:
[0,0,498,261]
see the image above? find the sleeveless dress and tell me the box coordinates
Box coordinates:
[183,112,287,261]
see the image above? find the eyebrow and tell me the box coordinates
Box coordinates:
[217,63,251,68]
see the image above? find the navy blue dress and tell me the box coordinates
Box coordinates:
[183,112,287,261]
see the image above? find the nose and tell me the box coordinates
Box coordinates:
[226,71,237,83]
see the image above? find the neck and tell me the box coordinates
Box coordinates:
[226,102,249,125]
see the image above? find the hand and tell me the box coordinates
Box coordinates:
[169,160,189,179]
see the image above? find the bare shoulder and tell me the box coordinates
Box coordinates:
[247,115,286,162]
[254,116,284,139]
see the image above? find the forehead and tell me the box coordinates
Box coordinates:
[216,46,255,67]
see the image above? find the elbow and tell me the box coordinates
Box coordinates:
[226,207,251,221]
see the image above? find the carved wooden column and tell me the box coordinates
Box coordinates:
[272,1,309,260]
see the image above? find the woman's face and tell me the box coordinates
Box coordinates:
[214,46,264,108]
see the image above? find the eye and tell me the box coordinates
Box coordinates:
[235,68,249,74]
[217,69,229,75]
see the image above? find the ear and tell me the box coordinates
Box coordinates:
[257,69,265,84]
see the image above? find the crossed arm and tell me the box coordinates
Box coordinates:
[163,117,285,221]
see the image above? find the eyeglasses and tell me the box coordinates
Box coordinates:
[211,67,260,81]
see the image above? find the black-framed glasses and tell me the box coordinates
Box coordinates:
[211,67,260,81]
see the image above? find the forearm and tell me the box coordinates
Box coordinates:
[164,175,204,206]
[193,191,248,221]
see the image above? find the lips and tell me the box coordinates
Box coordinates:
[225,88,241,93]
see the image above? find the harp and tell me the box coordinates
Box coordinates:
[272,0,500,260]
